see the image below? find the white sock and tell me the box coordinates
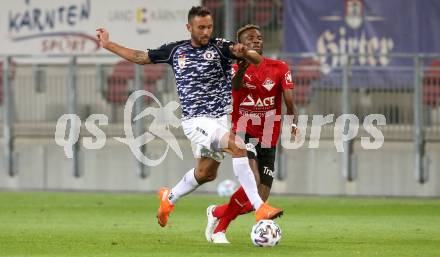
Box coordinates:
[169,168,199,205]
[232,157,263,210]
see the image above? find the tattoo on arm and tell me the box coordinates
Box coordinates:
[133,50,148,64]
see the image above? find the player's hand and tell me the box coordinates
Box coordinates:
[96,28,109,48]
[291,124,299,141]
[230,43,248,58]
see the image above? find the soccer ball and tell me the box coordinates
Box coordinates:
[216,179,237,197]
[250,219,282,247]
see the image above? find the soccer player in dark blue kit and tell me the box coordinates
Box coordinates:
[96,6,283,228]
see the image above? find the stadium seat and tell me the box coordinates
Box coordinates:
[293,58,321,106]
[423,60,440,107]
[203,0,222,11]
[254,0,277,27]
[234,0,250,25]
[202,0,224,37]
[106,61,165,104]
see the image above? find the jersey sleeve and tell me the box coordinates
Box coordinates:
[213,38,237,60]
[147,41,180,65]
[279,62,294,90]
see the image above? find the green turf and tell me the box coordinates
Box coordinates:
[0,192,439,257]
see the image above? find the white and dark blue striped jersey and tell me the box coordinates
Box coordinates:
[148,38,236,120]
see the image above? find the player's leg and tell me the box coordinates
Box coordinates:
[207,150,259,242]
[158,158,221,227]
[220,133,282,221]
[210,144,277,240]
[211,139,259,219]
[169,157,221,204]
[157,117,224,227]
[256,146,276,201]
[211,176,258,241]
[231,146,276,215]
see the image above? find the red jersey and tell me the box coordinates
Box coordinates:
[231,58,294,147]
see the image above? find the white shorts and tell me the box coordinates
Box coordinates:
[181,116,229,162]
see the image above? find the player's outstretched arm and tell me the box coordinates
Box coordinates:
[96,28,152,65]
[242,49,263,66]
[229,44,263,66]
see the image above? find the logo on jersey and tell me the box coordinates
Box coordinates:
[215,38,232,48]
[240,94,275,107]
[178,54,186,68]
[285,71,292,84]
[262,78,275,91]
[203,51,215,60]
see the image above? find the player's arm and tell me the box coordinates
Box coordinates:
[242,49,263,66]
[283,88,298,124]
[229,43,263,66]
[283,88,299,135]
[232,60,249,91]
[104,42,152,65]
[96,28,152,65]
[280,65,298,135]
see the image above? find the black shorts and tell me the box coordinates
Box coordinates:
[244,134,276,188]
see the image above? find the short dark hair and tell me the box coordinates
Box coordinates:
[188,6,212,22]
[236,24,261,42]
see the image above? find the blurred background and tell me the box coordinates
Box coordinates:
[1,0,439,196]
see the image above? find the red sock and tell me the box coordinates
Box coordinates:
[239,201,254,215]
[212,204,228,218]
[213,210,238,233]
[213,200,254,233]
[213,187,252,233]
[228,186,249,210]
[213,186,248,218]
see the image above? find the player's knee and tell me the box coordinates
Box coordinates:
[203,173,217,182]
[196,175,216,184]
[229,139,247,158]
[195,167,217,184]
[231,147,247,158]
[229,136,247,158]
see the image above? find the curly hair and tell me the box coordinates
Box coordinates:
[236,24,261,42]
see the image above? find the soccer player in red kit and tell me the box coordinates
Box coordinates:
[205,24,298,243]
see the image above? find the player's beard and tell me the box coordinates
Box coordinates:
[192,34,210,46]
[198,36,210,46]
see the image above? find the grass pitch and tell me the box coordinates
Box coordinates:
[0,191,439,257]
